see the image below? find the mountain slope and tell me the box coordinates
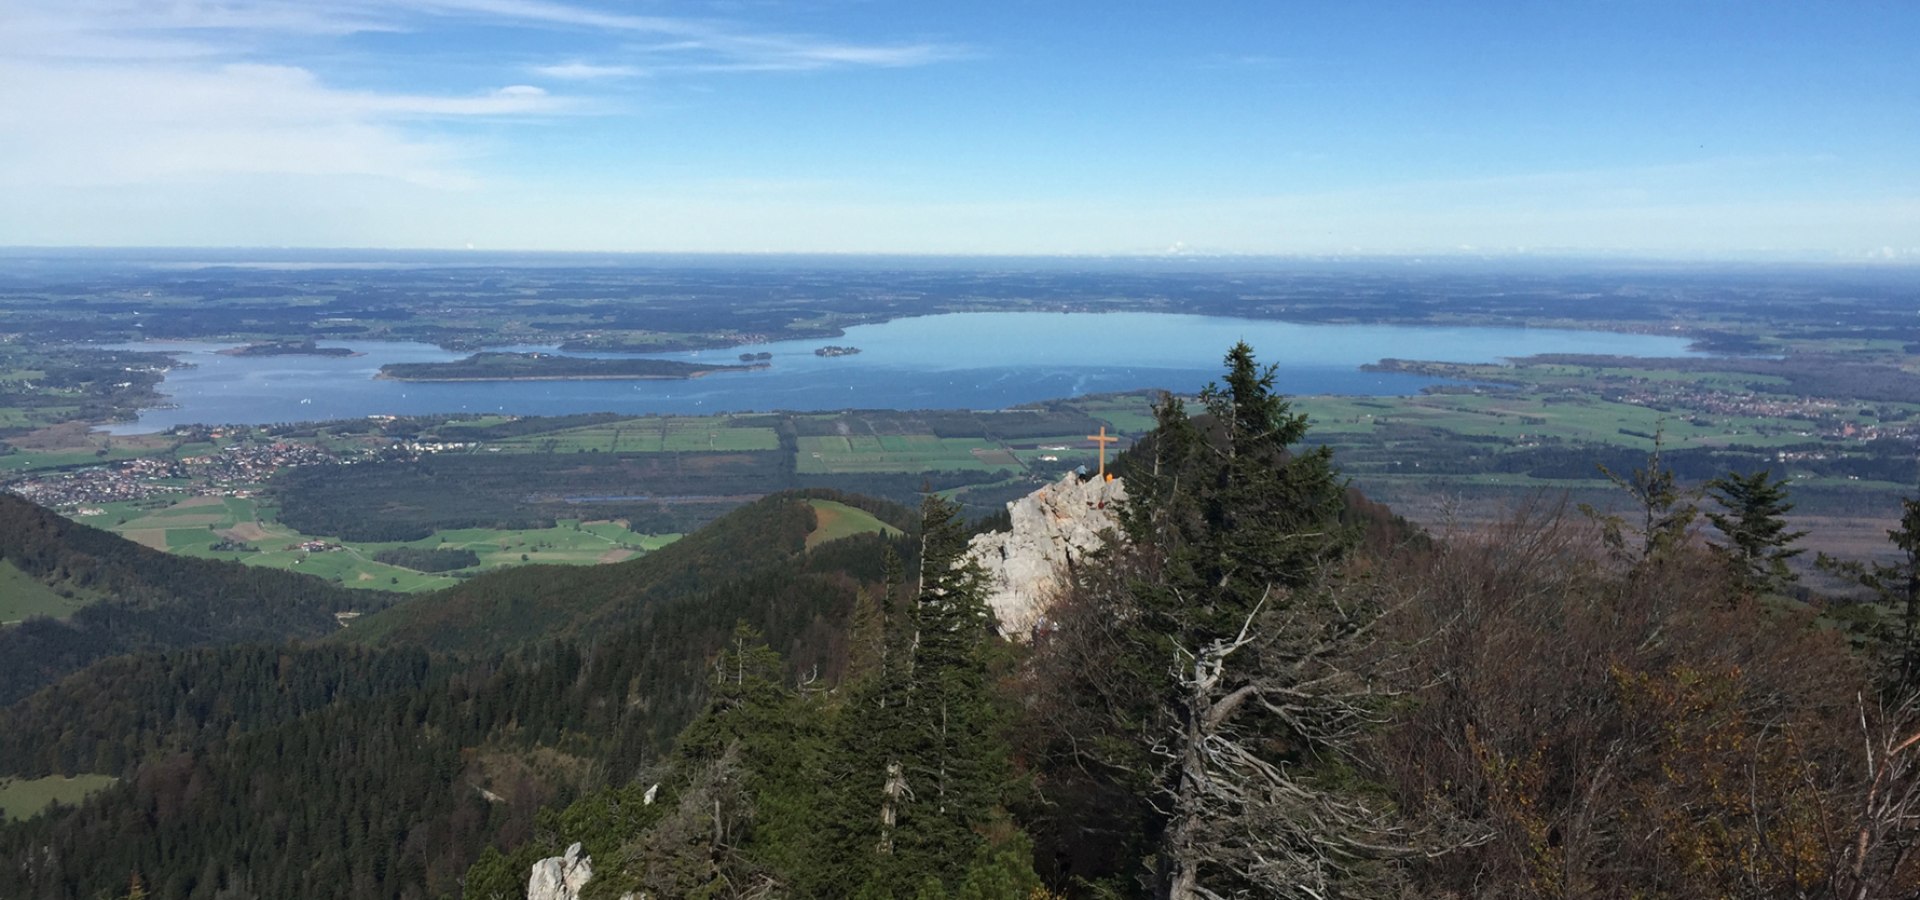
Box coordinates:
[0,494,909,899]
[0,494,400,704]
[341,489,910,657]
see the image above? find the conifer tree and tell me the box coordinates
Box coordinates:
[1044,342,1390,898]
[1819,495,1920,688]
[820,496,1026,896]
[1705,468,1808,597]
[582,623,830,897]
[1123,342,1347,642]
[1580,426,1697,563]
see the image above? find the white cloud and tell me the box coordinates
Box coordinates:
[1,0,964,71]
[0,2,397,61]
[531,61,645,80]
[0,0,958,203]
[0,0,962,189]
[0,59,574,189]
[0,0,977,247]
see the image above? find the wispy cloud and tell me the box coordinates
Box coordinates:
[0,0,960,195]
[2,0,964,71]
[1198,53,1294,70]
[0,1,397,60]
[531,61,646,80]
[0,60,575,189]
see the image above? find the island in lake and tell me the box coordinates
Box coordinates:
[814,345,862,357]
[738,351,773,362]
[219,340,359,358]
[378,352,760,382]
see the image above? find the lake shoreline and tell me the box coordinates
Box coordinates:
[98,313,1706,434]
[373,369,745,383]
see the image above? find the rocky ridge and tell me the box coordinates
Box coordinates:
[964,471,1127,637]
[527,843,604,900]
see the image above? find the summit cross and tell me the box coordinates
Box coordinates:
[1087,426,1119,479]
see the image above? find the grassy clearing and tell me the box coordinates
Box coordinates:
[796,435,1011,474]
[0,559,90,624]
[1074,396,1160,434]
[482,416,779,453]
[0,449,146,473]
[0,408,47,429]
[96,495,681,591]
[398,521,682,570]
[1296,393,1823,451]
[804,499,900,548]
[0,774,117,821]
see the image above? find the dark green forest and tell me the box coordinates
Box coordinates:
[5,345,1920,899]
[0,492,907,898]
[273,447,995,542]
[378,352,752,381]
[0,494,399,705]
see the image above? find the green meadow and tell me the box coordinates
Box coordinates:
[477,416,780,453]
[0,775,117,821]
[796,435,1013,474]
[0,559,90,624]
[98,494,681,592]
[804,499,901,548]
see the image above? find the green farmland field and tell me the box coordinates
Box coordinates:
[796,435,1016,474]
[479,416,780,453]
[95,494,681,592]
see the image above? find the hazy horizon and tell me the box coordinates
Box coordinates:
[3,1,1916,261]
[5,245,1919,272]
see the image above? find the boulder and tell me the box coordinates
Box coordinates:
[964,472,1126,637]
[527,842,593,900]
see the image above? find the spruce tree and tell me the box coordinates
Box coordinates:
[1050,342,1381,898]
[1123,342,1347,644]
[1819,495,1920,688]
[1704,468,1808,597]
[1580,426,1697,563]
[819,495,1024,896]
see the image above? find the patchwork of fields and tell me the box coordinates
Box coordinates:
[797,435,1020,474]
[474,417,782,453]
[84,494,682,593]
[7,361,1918,615]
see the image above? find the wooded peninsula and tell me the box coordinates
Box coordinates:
[377,352,759,382]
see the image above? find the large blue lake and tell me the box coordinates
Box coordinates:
[104,312,1700,434]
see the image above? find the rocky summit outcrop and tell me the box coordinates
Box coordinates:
[965,471,1127,637]
[528,842,594,900]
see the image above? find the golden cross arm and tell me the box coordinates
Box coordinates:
[1086,426,1119,478]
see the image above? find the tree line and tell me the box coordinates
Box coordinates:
[8,343,1920,898]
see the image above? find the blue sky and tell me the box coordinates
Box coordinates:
[1,1,1915,258]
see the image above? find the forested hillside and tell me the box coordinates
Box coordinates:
[341,489,913,656]
[5,346,1920,899]
[0,494,400,704]
[0,494,908,898]
[274,445,990,541]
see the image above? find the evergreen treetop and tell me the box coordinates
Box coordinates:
[1704,468,1808,597]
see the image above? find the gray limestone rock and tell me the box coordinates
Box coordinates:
[527,842,593,900]
[964,472,1126,638]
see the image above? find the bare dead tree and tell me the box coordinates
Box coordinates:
[1154,580,1489,900]
[1828,694,1920,900]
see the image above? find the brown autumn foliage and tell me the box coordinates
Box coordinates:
[1365,495,1919,899]
[1021,490,1920,898]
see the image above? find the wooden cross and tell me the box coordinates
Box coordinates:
[1087,426,1119,479]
